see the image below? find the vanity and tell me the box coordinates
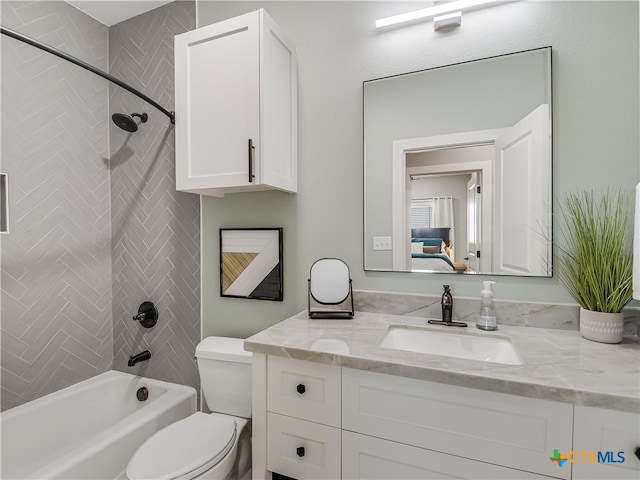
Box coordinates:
[245,311,640,480]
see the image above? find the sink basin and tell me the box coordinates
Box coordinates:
[379,325,523,365]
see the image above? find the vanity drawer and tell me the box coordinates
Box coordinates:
[343,430,555,479]
[267,412,341,480]
[342,368,573,480]
[572,405,640,479]
[267,356,340,427]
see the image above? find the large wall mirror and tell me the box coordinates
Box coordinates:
[364,47,552,277]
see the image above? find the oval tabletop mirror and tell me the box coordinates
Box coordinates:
[363,47,552,277]
[309,258,351,303]
[308,258,354,318]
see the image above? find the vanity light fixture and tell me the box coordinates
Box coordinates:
[433,12,463,30]
[375,0,509,29]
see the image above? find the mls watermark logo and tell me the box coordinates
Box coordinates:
[550,449,625,467]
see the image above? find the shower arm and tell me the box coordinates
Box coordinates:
[0,26,175,124]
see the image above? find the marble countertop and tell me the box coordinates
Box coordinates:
[244,311,640,413]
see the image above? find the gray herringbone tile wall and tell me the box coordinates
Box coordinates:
[1,1,200,411]
[109,1,200,390]
[1,1,112,410]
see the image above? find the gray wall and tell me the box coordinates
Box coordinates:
[0,1,111,410]
[109,2,200,389]
[1,1,200,410]
[198,1,639,338]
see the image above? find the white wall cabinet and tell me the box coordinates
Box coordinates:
[253,355,639,480]
[175,9,297,197]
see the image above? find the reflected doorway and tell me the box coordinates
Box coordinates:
[405,145,493,273]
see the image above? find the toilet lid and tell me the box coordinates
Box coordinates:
[127,412,237,480]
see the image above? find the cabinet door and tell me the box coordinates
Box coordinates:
[343,431,555,479]
[175,10,260,194]
[342,368,573,479]
[260,12,297,194]
[573,405,640,479]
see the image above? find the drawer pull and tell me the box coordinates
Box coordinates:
[296,446,305,457]
[296,383,306,395]
[634,446,640,461]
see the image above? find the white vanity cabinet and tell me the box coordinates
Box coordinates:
[174,9,297,197]
[342,368,572,480]
[572,405,640,479]
[254,355,576,480]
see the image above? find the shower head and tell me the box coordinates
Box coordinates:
[112,112,148,132]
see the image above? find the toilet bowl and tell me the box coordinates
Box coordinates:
[126,337,252,480]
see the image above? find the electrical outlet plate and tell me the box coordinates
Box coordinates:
[373,236,392,250]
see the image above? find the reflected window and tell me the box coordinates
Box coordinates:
[411,199,434,228]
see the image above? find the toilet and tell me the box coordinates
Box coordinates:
[126,337,252,480]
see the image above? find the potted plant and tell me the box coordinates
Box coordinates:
[555,189,633,343]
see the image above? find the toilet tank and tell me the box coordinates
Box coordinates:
[195,336,252,418]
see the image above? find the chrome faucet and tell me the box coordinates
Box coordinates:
[428,285,467,327]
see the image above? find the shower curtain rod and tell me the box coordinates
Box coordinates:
[0,26,175,124]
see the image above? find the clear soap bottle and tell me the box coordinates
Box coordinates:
[477,281,497,331]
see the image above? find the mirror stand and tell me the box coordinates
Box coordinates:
[308,258,354,319]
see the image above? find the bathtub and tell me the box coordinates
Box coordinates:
[1,370,196,479]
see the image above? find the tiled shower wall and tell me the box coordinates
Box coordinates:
[109,1,200,388]
[1,1,200,411]
[0,1,111,410]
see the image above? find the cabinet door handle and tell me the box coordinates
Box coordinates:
[248,138,255,183]
[296,446,305,457]
[0,173,8,234]
[296,383,306,395]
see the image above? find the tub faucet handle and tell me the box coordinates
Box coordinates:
[132,301,158,328]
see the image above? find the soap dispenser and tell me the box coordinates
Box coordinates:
[477,281,497,331]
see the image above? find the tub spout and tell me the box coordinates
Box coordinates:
[128,350,151,367]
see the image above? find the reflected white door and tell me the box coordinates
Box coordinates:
[466,173,481,273]
[494,104,551,275]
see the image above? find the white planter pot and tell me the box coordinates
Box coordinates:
[579,308,624,344]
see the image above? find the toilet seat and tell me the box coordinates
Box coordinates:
[127,412,237,480]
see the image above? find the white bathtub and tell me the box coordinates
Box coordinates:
[1,370,196,480]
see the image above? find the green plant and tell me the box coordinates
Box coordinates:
[556,189,633,313]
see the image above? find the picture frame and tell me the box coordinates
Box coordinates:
[220,228,283,301]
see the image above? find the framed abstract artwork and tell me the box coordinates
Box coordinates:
[220,228,283,301]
